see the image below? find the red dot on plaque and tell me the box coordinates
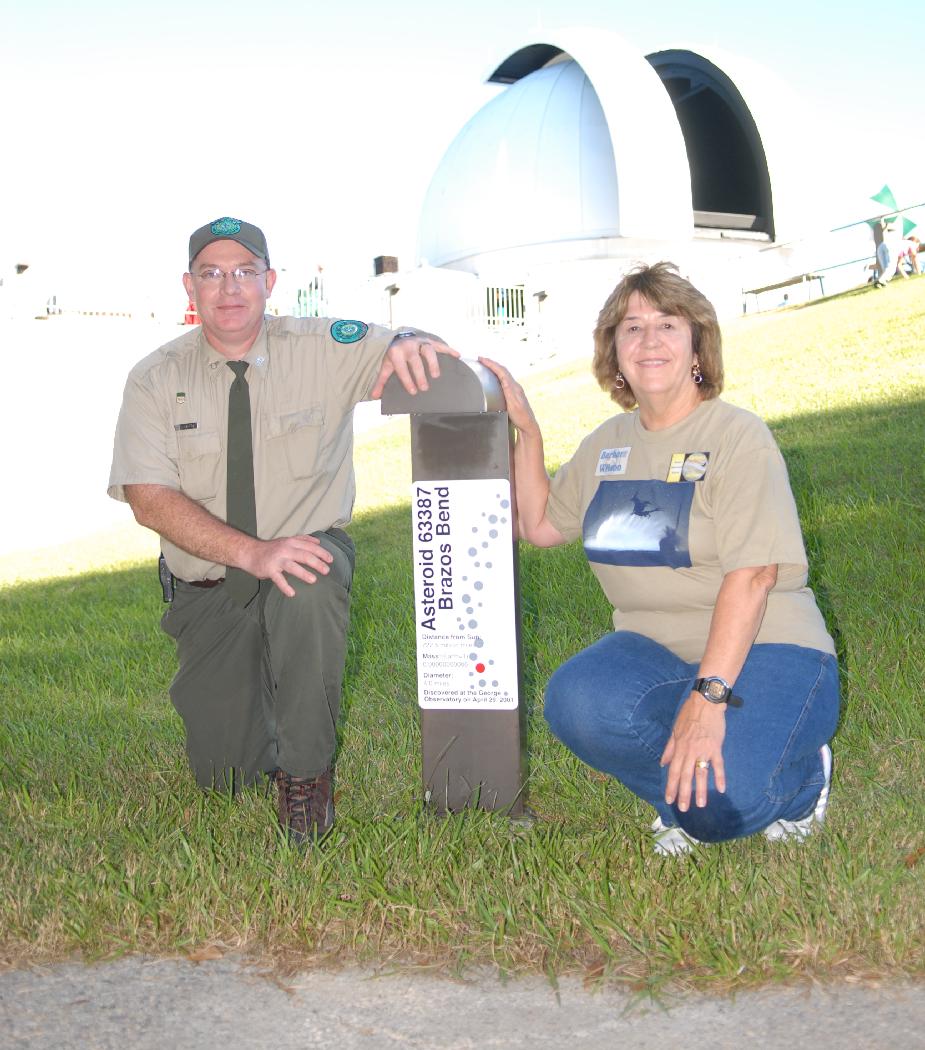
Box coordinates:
[475,663,485,673]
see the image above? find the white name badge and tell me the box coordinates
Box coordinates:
[595,446,631,476]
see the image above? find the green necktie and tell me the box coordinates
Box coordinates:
[225,361,259,606]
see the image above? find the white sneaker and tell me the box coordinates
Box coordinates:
[651,816,704,856]
[763,744,832,843]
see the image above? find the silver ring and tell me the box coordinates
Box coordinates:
[695,759,710,771]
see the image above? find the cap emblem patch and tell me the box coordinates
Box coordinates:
[211,217,242,236]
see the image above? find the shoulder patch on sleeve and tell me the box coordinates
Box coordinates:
[330,320,369,344]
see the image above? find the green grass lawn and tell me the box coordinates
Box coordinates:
[2,279,924,988]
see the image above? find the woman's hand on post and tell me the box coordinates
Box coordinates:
[478,357,540,436]
[660,694,727,812]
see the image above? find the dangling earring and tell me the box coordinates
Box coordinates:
[691,361,703,385]
[614,370,626,390]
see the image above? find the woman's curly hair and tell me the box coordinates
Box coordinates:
[592,261,724,409]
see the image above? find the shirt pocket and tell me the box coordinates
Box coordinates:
[176,429,222,501]
[264,404,325,480]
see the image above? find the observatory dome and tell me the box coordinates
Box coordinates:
[417,27,694,272]
[418,59,618,269]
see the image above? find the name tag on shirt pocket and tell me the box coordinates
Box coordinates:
[265,404,325,479]
[596,446,631,476]
[176,429,222,501]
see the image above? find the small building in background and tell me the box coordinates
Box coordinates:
[0,261,59,320]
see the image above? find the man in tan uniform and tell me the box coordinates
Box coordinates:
[109,217,454,844]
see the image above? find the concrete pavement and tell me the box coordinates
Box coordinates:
[2,957,925,1049]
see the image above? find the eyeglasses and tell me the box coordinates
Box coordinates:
[192,267,268,283]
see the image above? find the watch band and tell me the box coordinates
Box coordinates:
[693,676,744,708]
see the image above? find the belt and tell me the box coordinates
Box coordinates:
[188,578,224,589]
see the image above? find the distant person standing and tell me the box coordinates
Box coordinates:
[873,217,904,286]
[109,217,456,845]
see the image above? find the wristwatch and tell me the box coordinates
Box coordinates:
[693,676,744,708]
[392,329,417,340]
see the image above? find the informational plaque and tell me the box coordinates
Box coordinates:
[381,357,526,813]
[411,478,518,710]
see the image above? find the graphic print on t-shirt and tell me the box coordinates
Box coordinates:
[583,479,694,568]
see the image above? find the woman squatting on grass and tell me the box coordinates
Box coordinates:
[481,262,840,855]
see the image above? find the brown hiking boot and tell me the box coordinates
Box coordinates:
[275,769,334,845]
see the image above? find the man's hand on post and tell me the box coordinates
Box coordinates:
[370,330,459,400]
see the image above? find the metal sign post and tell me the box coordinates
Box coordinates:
[381,357,526,815]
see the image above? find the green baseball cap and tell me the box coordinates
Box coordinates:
[188,217,270,268]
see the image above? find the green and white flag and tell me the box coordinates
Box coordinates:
[870,184,898,211]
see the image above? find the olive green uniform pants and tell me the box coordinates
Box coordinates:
[160,529,355,791]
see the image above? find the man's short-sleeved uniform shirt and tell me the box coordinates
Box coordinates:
[109,316,395,582]
[546,397,835,663]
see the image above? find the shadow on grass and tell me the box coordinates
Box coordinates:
[775,394,924,614]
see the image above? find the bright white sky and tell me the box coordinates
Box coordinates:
[3,0,923,305]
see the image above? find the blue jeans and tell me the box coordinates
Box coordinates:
[544,631,840,842]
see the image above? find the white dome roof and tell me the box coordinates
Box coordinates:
[418,28,694,271]
[418,59,619,268]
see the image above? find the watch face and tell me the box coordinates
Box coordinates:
[705,680,727,701]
